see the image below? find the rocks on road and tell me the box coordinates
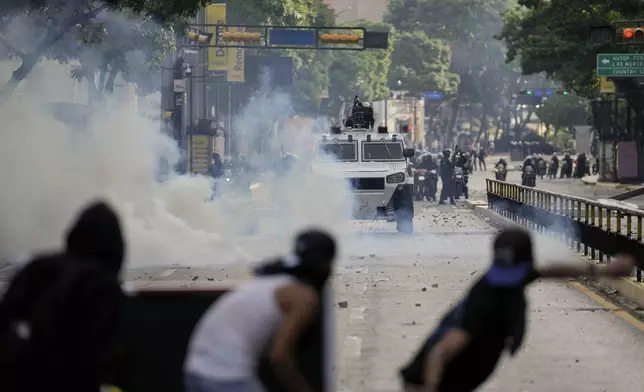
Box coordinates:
[126,200,644,392]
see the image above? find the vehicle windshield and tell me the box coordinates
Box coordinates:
[316,141,357,161]
[362,142,404,161]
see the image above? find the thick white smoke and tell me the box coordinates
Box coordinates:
[0,63,353,268]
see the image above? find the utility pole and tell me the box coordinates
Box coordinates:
[194,10,207,126]
[413,98,418,146]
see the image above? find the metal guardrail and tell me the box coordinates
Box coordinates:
[486,179,644,281]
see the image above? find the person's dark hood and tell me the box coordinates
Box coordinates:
[65,201,125,273]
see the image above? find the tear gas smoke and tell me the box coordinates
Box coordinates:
[489,200,582,266]
[0,51,353,268]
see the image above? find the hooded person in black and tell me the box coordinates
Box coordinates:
[399,228,634,392]
[0,201,125,392]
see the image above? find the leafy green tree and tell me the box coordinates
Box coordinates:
[0,0,208,104]
[326,20,393,118]
[536,94,588,142]
[385,0,513,142]
[388,30,458,96]
[498,0,644,113]
[59,12,175,102]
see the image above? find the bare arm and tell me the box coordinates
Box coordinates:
[424,329,470,392]
[270,284,319,392]
[538,254,634,279]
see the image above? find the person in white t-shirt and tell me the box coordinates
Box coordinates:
[184,229,336,392]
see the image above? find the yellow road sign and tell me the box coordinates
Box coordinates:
[600,76,616,94]
[206,4,227,71]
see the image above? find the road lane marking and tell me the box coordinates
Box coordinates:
[343,336,362,357]
[350,306,365,320]
[569,281,644,333]
[160,268,177,277]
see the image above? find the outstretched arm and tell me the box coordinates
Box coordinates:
[537,254,634,279]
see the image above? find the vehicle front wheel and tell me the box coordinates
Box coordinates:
[395,185,414,234]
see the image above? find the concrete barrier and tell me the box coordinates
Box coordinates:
[110,285,332,392]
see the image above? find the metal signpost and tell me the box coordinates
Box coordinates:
[596,53,644,77]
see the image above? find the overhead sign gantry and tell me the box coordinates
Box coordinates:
[184,24,389,50]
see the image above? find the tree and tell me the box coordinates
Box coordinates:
[326,20,394,118]
[385,0,513,143]
[388,30,458,96]
[498,0,644,114]
[536,94,588,142]
[0,0,208,105]
[59,11,176,101]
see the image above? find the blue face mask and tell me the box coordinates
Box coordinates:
[486,248,531,287]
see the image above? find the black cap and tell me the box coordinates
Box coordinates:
[486,228,533,287]
[65,200,125,273]
[294,229,336,265]
[493,228,533,265]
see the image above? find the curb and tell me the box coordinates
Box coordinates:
[581,177,643,190]
[464,200,644,309]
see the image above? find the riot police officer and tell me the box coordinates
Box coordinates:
[439,149,456,205]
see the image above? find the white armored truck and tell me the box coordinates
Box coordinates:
[311,96,416,233]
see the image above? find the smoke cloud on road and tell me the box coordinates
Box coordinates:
[0,13,353,268]
[488,199,582,265]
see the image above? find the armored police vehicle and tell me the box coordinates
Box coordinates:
[311,96,416,233]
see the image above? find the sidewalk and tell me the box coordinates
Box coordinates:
[581,174,643,190]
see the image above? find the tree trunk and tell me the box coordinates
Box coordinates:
[493,120,501,142]
[475,105,490,143]
[567,125,576,138]
[86,70,99,104]
[104,65,120,95]
[446,89,462,148]
[98,66,107,95]
[544,123,551,140]
[514,109,534,140]
[0,5,108,107]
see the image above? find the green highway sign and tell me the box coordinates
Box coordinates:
[597,53,644,77]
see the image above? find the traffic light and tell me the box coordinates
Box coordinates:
[516,88,541,105]
[186,30,214,45]
[622,27,644,42]
[221,31,262,42]
[555,88,569,96]
[319,33,361,44]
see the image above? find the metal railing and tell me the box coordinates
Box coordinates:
[486,179,644,281]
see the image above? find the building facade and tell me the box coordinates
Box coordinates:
[324,0,388,23]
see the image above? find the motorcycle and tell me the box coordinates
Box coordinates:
[414,169,428,201]
[521,166,536,187]
[453,166,469,199]
[494,163,507,181]
[427,169,438,201]
[537,160,547,179]
[548,161,558,179]
[560,161,573,178]
[414,169,438,202]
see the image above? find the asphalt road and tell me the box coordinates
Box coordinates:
[3,171,644,391]
[125,178,644,392]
